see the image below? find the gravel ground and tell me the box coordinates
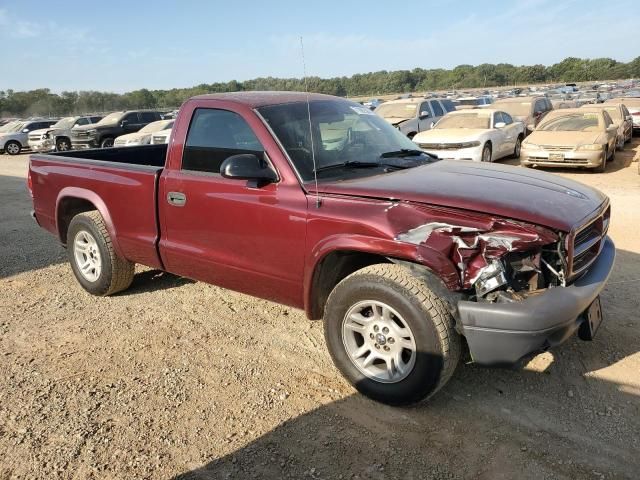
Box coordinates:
[0,142,639,480]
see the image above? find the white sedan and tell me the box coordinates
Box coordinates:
[412,109,526,162]
[114,119,174,147]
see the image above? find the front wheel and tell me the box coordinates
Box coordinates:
[323,264,461,406]
[67,211,135,296]
[56,138,71,151]
[594,149,607,173]
[5,140,21,155]
[481,143,492,162]
[512,135,523,158]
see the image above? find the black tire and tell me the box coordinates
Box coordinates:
[481,142,492,162]
[323,264,461,406]
[5,140,21,155]
[100,137,115,148]
[512,135,523,158]
[594,149,607,173]
[67,211,135,296]
[56,137,71,151]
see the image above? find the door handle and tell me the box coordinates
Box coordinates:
[167,191,186,206]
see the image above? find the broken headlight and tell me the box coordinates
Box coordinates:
[474,260,508,297]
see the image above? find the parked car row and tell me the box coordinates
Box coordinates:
[0,118,58,155]
[0,109,177,155]
[397,94,637,173]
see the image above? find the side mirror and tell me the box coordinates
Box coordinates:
[494,122,506,129]
[22,128,30,133]
[430,121,436,129]
[526,124,535,132]
[419,111,430,119]
[121,120,129,127]
[220,154,278,186]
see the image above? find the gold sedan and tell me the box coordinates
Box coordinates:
[520,108,618,173]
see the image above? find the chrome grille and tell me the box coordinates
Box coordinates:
[418,142,466,150]
[540,145,574,151]
[569,205,610,277]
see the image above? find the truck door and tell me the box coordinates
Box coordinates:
[158,107,308,308]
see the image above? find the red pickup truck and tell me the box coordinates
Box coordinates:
[29,92,615,405]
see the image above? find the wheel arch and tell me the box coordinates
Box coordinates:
[56,187,124,257]
[305,242,461,321]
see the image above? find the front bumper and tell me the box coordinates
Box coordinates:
[420,145,483,162]
[521,147,604,168]
[71,139,98,149]
[458,236,615,366]
[28,139,55,152]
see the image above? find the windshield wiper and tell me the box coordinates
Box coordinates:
[315,160,390,173]
[316,160,415,173]
[379,148,427,158]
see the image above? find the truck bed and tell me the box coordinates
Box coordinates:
[49,144,167,168]
[29,145,167,270]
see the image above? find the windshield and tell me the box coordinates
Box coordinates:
[602,107,622,121]
[139,120,173,133]
[0,121,21,133]
[435,113,490,129]
[258,100,421,181]
[539,113,602,132]
[4,122,25,133]
[95,112,124,125]
[52,117,76,129]
[494,102,531,117]
[375,103,418,119]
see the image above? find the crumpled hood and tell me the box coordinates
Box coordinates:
[413,128,488,143]
[29,128,52,137]
[526,130,602,147]
[380,116,413,126]
[313,161,607,232]
[74,122,115,132]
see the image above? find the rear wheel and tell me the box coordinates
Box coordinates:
[67,211,135,296]
[100,137,114,148]
[5,141,21,155]
[323,264,460,406]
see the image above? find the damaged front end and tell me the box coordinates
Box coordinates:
[395,212,567,303]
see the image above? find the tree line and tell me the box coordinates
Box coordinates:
[2,56,639,117]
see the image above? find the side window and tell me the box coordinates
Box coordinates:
[622,105,630,117]
[441,99,456,112]
[602,112,612,127]
[493,112,504,125]
[124,113,140,124]
[90,116,102,123]
[75,118,89,126]
[430,100,444,117]
[419,102,431,117]
[533,101,543,114]
[140,111,158,123]
[182,108,264,174]
[501,112,514,124]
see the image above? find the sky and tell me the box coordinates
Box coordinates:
[0,0,637,93]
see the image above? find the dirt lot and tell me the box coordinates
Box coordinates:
[1,143,639,480]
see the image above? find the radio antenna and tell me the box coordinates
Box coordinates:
[300,36,321,208]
